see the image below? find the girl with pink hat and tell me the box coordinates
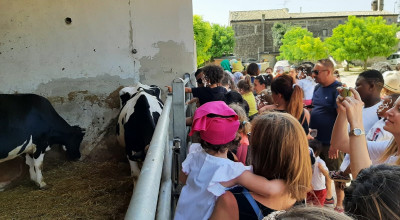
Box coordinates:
[174,101,285,220]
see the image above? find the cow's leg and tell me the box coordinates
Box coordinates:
[25,154,36,182]
[33,153,47,189]
[128,159,141,187]
[26,153,47,189]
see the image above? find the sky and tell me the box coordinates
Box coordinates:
[192,0,399,26]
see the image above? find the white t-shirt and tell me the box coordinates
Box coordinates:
[340,103,381,171]
[366,118,393,142]
[174,143,251,220]
[367,140,398,165]
[312,157,328,191]
[297,78,316,100]
[362,102,381,132]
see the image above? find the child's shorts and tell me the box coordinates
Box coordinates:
[306,189,327,206]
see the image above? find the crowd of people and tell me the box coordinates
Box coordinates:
[169,58,400,220]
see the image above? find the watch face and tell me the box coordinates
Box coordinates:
[354,128,362,136]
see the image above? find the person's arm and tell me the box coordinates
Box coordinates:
[179,170,188,184]
[342,88,372,178]
[221,170,286,197]
[209,191,239,220]
[165,86,192,93]
[318,163,331,180]
[304,108,310,124]
[330,90,351,157]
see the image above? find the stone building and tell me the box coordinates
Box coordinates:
[229,9,398,66]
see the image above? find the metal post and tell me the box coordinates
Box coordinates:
[172,75,190,166]
[156,137,172,220]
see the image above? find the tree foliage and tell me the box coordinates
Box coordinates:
[271,23,295,48]
[325,16,399,69]
[209,24,235,59]
[278,27,329,62]
[193,15,212,66]
[193,16,236,67]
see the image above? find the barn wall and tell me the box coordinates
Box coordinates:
[0,0,195,159]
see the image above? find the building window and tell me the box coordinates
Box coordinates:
[322,29,328,37]
[338,20,343,24]
[388,18,392,22]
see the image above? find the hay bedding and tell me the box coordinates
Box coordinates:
[0,160,133,219]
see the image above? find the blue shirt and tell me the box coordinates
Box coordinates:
[309,81,342,146]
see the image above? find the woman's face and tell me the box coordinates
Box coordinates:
[253,79,266,94]
[377,96,394,118]
[384,97,400,135]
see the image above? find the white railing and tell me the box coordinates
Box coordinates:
[125,73,192,220]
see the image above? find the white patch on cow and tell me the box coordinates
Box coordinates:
[62,145,67,151]
[45,146,51,152]
[34,153,46,188]
[0,136,35,163]
[128,158,141,187]
[116,91,163,147]
[25,154,36,182]
[25,152,47,188]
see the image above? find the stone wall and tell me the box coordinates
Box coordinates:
[232,15,398,67]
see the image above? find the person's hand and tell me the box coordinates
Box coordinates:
[341,88,364,127]
[166,86,172,93]
[336,87,347,113]
[329,146,339,159]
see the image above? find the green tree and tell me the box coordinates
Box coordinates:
[278,27,328,62]
[326,16,399,70]
[193,15,212,66]
[271,23,295,49]
[209,24,235,59]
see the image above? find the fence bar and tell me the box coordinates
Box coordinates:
[156,138,172,220]
[125,95,172,220]
[172,74,190,166]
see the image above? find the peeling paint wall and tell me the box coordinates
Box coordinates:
[0,0,195,160]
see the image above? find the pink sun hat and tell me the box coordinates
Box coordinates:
[189,101,239,145]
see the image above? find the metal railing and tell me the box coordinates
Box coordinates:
[125,73,192,220]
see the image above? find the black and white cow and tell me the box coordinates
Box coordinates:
[0,94,85,189]
[116,83,163,185]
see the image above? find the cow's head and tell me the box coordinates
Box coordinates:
[119,84,161,108]
[65,126,85,160]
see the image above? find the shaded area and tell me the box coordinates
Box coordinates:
[0,160,132,219]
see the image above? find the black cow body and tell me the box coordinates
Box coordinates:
[116,84,163,185]
[0,94,85,188]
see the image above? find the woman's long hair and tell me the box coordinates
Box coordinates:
[271,75,304,120]
[249,112,311,201]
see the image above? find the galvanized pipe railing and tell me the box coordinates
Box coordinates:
[125,95,172,220]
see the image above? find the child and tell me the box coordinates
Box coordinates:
[228,103,251,165]
[174,101,284,220]
[167,65,227,106]
[237,76,258,120]
[307,139,331,206]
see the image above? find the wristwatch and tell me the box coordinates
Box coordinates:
[349,128,365,136]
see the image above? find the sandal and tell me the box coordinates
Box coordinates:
[329,170,351,183]
[334,206,344,213]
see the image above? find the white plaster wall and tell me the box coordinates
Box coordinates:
[0,0,195,93]
[0,0,195,159]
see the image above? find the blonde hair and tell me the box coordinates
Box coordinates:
[249,112,311,201]
[379,139,400,165]
[229,103,251,135]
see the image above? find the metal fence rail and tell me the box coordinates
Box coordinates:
[125,95,172,220]
[124,73,193,220]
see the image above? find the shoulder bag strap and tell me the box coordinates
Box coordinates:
[242,188,264,220]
